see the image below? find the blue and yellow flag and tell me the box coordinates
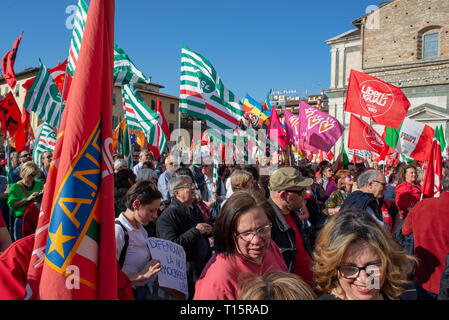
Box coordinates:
[243,94,270,129]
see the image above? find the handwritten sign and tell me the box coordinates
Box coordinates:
[148,237,188,298]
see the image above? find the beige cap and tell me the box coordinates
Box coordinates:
[269,167,313,191]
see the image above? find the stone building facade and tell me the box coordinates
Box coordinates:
[326,0,449,157]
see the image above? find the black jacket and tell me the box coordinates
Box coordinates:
[340,190,383,221]
[156,197,212,298]
[268,198,313,273]
[438,253,449,300]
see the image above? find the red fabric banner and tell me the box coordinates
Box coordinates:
[345,69,410,129]
[348,114,386,155]
[26,0,116,299]
[1,33,22,89]
[0,92,22,136]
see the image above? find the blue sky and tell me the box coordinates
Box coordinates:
[3,0,379,102]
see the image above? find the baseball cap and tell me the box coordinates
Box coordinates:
[269,167,313,191]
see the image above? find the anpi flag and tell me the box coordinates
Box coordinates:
[26,0,116,299]
[345,69,410,129]
[383,117,434,162]
[348,114,386,155]
[422,130,443,199]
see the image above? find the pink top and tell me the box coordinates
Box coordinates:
[193,240,288,300]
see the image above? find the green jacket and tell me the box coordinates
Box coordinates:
[7,179,44,218]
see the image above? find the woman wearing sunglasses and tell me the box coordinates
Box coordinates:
[193,190,287,300]
[313,208,415,300]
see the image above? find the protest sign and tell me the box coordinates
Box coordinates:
[148,237,188,298]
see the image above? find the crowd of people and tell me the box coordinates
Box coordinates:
[0,145,449,301]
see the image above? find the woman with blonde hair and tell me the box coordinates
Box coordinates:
[313,207,415,300]
[7,161,44,241]
[237,271,317,300]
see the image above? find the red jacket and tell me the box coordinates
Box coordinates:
[0,234,134,300]
[395,181,422,217]
[402,192,449,294]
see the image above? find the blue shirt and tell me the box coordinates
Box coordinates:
[157,169,172,201]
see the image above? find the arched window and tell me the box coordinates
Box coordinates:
[417,26,441,60]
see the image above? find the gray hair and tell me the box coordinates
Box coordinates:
[168,175,192,197]
[136,168,157,182]
[443,173,449,192]
[357,169,379,188]
[114,158,127,171]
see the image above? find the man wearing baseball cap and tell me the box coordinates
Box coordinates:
[268,166,315,286]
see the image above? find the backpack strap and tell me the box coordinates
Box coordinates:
[17,182,30,198]
[115,220,129,269]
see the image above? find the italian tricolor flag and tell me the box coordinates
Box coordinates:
[383,117,434,162]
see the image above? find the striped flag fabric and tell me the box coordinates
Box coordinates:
[32,122,56,167]
[23,61,63,128]
[383,117,434,162]
[113,44,148,86]
[180,45,244,142]
[67,0,88,77]
[122,84,167,158]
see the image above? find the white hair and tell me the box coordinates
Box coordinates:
[136,168,158,182]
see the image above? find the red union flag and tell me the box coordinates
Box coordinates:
[345,69,410,129]
[1,33,22,90]
[348,114,386,155]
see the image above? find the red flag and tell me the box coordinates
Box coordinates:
[156,97,170,140]
[1,33,22,89]
[268,107,287,153]
[422,138,443,199]
[0,92,22,136]
[14,108,34,152]
[22,59,72,102]
[345,70,410,129]
[348,114,386,155]
[26,0,116,299]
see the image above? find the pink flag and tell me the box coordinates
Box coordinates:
[268,107,287,153]
[284,111,300,149]
[298,101,344,153]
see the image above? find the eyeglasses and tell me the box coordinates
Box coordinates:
[176,183,195,190]
[373,180,387,187]
[235,224,272,242]
[285,189,305,196]
[20,154,31,158]
[337,263,382,279]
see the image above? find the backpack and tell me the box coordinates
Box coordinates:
[115,220,129,269]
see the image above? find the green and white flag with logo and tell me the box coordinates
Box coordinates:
[121,84,167,157]
[32,122,57,167]
[67,0,88,77]
[113,44,148,86]
[23,61,63,128]
[180,45,244,143]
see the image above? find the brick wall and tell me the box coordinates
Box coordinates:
[362,0,449,82]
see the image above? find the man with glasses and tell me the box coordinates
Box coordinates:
[268,167,315,286]
[157,155,178,202]
[340,168,390,232]
[11,150,33,183]
[133,149,152,176]
[156,175,212,299]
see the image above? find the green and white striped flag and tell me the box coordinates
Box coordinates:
[67,0,88,77]
[114,44,148,86]
[23,61,63,128]
[122,84,167,158]
[32,122,57,167]
[180,45,244,143]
